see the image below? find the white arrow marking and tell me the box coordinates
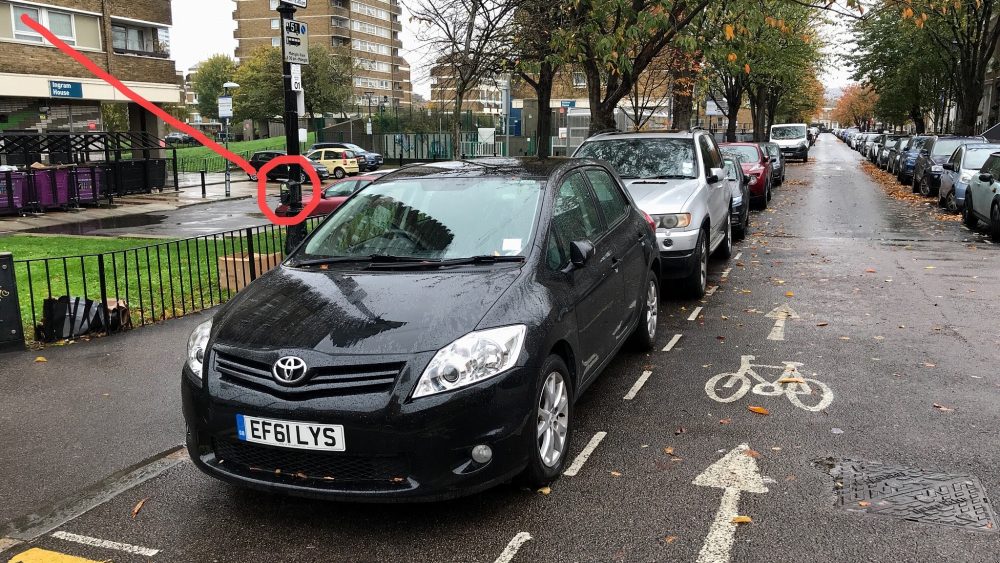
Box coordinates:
[694,444,768,563]
[765,304,800,341]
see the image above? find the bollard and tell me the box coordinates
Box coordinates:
[201,170,207,198]
[0,253,25,352]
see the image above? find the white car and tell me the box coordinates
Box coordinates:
[573,130,733,297]
[770,123,810,162]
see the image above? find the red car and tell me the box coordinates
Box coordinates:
[720,143,773,210]
[275,174,383,217]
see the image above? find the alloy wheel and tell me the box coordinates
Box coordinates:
[698,236,708,292]
[946,192,958,213]
[537,372,569,467]
[645,280,658,339]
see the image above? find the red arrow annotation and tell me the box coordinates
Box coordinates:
[20,14,322,226]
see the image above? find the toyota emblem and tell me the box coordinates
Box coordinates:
[272,356,308,385]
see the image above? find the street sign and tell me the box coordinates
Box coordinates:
[49,80,82,98]
[560,100,576,108]
[280,0,307,7]
[290,64,303,92]
[366,119,372,135]
[283,19,309,65]
[218,96,233,119]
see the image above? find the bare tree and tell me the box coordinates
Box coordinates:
[626,52,674,131]
[408,0,517,155]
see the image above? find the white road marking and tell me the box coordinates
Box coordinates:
[765,305,800,341]
[623,370,653,400]
[687,306,703,321]
[704,355,833,412]
[693,444,769,563]
[734,251,742,260]
[705,285,718,296]
[51,531,159,557]
[563,431,607,476]
[494,532,533,563]
[662,333,682,352]
[721,268,732,279]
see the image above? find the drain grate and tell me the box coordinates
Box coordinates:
[818,459,997,532]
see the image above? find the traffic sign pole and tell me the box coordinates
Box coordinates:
[278,2,305,254]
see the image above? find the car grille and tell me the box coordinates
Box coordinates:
[213,439,410,486]
[214,351,403,398]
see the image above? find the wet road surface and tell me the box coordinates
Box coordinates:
[2,135,999,562]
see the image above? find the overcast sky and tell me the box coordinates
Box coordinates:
[169,1,850,101]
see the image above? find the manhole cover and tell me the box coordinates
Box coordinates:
[818,459,997,532]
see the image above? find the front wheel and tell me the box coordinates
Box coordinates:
[680,230,708,298]
[714,213,733,259]
[628,271,659,351]
[944,191,959,213]
[520,357,573,488]
[963,195,979,229]
[991,203,1000,242]
[919,177,932,197]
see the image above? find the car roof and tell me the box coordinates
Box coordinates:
[583,130,706,140]
[379,157,599,181]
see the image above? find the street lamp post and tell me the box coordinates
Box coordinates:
[277,2,305,254]
[222,81,239,198]
[363,91,374,149]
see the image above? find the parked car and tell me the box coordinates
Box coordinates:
[182,157,661,500]
[305,148,360,179]
[573,130,733,297]
[863,133,880,159]
[897,135,933,185]
[884,136,910,173]
[962,152,1000,240]
[723,157,751,240]
[165,132,194,145]
[309,142,384,172]
[939,143,1000,213]
[769,123,810,162]
[721,143,773,210]
[274,174,381,217]
[247,150,330,182]
[760,142,786,186]
[912,136,986,196]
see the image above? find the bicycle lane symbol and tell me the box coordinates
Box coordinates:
[705,355,834,412]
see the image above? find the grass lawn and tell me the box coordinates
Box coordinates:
[2,228,312,342]
[171,133,318,172]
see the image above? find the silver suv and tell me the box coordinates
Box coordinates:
[573,130,733,297]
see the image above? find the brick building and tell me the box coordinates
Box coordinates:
[0,0,181,135]
[233,0,412,106]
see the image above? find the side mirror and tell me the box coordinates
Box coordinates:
[943,163,954,171]
[708,167,725,183]
[569,240,595,268]
[979,173,993,183]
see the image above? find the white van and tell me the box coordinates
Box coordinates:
[769,123,810,162]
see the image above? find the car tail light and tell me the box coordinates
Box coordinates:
[642,211,656,234]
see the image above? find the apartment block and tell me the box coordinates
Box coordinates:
[233,0,412,106]
[0,0,181,133]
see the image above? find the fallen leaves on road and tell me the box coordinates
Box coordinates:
[785,291,795,297]
[816,322,829,327]
[34,356,47,363]
[731,516,753,524]
[675,427,686,435]
[924,266,936,270]
[923,362,936,368]
[858,501,871,507]
[537,486,552,495]
[664,536,679,545]
[932,403,954,412]
[744,449,762,458]
[610,471,623,477]
[865,268,876,273]
[778,377,805,384]
[719,418,732,425]
[131,497,148,518]
[748,406,770,415]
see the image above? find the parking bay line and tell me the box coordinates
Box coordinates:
[662,333,682,352]
[623,370,653,400]
[734,251,742,260]
[493,532,532,563]
[721,268,732,279]
[0,446,186,542]
[563,431,607,477]
[51,531,159,557]
[687,306,703,321]
[705,285,718,297]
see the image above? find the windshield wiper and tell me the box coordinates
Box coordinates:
[292,254,429,267]
[366,255,526,270]
[649,174,696,179]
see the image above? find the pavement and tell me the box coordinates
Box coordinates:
[2,135,1000,562]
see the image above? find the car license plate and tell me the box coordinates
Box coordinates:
[236,414,345,451]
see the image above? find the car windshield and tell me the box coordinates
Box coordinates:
[771,126,806,140]
[574,138,697,179]
[722,146,760,162]
[295,177,543,261]
[933,139,977,156]
[964,149,997,170]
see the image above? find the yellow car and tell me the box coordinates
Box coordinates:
[305,148,360,179]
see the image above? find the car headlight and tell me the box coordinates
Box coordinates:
[959,171,973,183]
[931,165,943,173]
[651,213,692,229]
[412,325,527,398]
[187,318,213,378]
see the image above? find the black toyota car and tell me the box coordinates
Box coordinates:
[183,158,661,501]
